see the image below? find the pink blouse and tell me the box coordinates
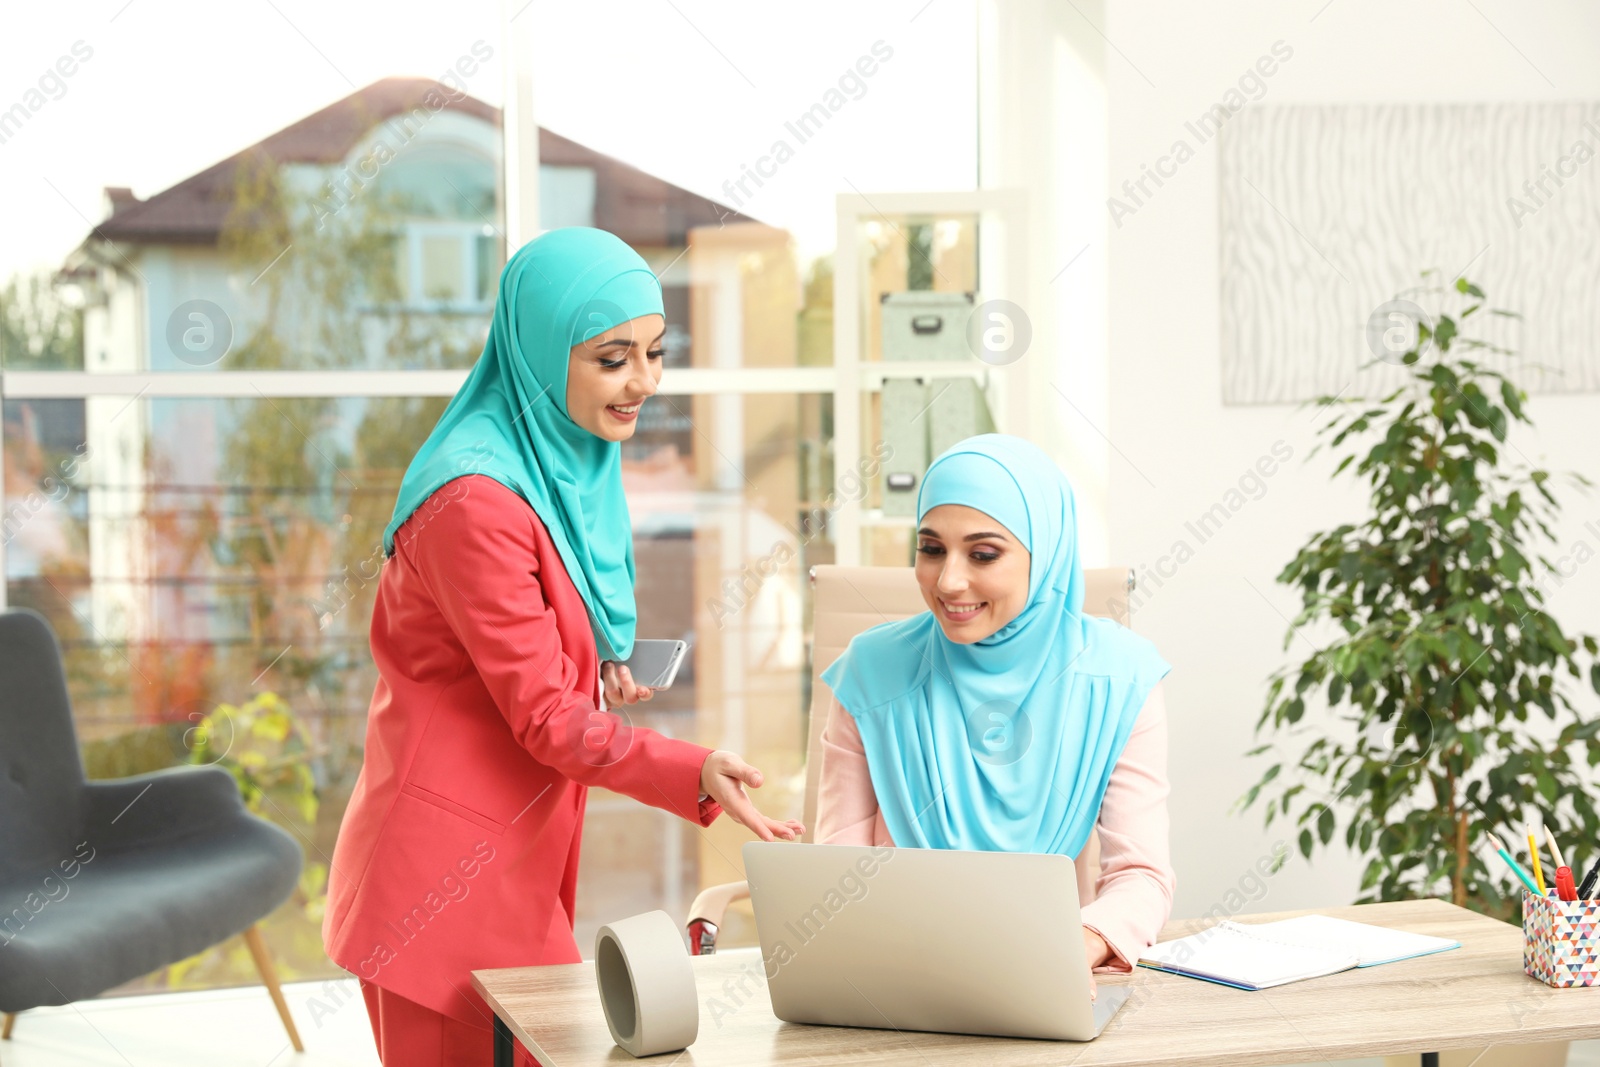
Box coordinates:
[814,683,1175,974]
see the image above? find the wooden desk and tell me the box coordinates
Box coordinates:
[472,899,1600,1067]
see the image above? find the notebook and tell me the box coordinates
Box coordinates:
[1137,913,1461,991]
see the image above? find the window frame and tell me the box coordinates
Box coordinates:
[0,7,752,605]
[0,18,1017,606]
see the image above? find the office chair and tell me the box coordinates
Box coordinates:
[0,609,305,1055]
[686,563,1136,954]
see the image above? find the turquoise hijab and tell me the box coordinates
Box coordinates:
[820,434,1170,857]
[382,227,663,662]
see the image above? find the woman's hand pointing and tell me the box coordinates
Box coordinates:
[699,751,805,842]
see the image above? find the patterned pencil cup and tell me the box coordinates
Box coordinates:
[1523,888,1600,988]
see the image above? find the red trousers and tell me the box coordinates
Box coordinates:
[359,980,542,1067]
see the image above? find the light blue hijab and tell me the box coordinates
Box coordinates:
[820,434,1170,857]
[383,227,663,662]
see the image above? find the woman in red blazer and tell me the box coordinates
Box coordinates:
[324,228,802,1067]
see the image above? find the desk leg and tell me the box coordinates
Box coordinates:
[493,1015,515,1067]
[1421,1054,1439,1067]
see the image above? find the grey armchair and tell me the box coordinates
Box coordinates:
[0,608,305,1055]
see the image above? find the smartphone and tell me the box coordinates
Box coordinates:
[614,639,689,690]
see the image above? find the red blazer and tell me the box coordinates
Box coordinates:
[323,474,721,1025]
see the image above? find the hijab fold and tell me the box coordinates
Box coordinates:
[383,227,662,662]
[820,434,1170,858]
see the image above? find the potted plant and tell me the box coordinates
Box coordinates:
[1239,275,1600,1067]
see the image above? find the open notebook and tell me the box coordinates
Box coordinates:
[1138,914,1460,991]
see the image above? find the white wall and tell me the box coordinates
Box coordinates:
[1104,0,1600,920]
[980,0,1114,566]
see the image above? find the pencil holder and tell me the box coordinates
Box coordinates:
[1522,888,1600,988]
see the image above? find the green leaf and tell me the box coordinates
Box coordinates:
[1434,316,1458,350]
[1500,380,1526,421]
[1538,770,1560,804]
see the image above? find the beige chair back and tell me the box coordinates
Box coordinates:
[799,565,1135,898]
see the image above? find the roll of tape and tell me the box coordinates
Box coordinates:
[594,909,699,1057]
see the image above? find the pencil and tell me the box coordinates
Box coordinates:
[1527,823,1547,894]
[1487,831,1542,896]
[1544,824,1567,871]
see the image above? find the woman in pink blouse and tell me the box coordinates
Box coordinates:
[814,435,1175,992]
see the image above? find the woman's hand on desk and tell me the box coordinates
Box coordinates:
[1082,927,1111,1000]
[602,661,654,705]
[700,751,806,842]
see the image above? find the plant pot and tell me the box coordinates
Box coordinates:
[1382,1041,1568,1067]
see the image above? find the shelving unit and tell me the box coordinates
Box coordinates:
[830,189,1030,566]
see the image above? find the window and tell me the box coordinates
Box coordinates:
[396,222,499,310]
[0,0,981,988]
[540,165,597,229]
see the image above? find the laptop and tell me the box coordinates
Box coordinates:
[741,841,1132,1042]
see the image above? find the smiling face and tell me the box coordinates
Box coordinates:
[914,503,1032,643]
[564,313,666,441]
